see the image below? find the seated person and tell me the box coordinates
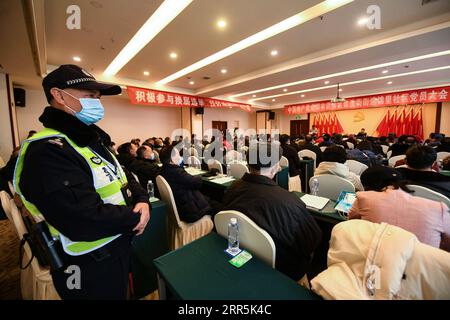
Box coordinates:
[137,145,160,164]
[280,134,302,177]
[318,134,333,147]
[397,145,450,199]
[298,134,323,164]
[332,134,348,149]
[314,146,364,191]
[220,142,322,281]
[437,137,450,153]
[349,166,450,251]
[356,128,367,140]
[443,156,450,171]
[117,143,160,193]
[388,135,414,157]
[159,145,212,223]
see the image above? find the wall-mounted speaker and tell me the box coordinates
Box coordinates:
[268,111,275,120]
[14,88,26,107]
[195,107,204,115]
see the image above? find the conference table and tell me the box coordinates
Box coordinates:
[292,192,346,225]
[153,232,321,300]
[131,199,169,299]
[441,170,450,177]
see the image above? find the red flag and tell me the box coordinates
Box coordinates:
[417,107,424,139]
[334,113,344,134]
[404,107,413,135]
[376,111,389,136]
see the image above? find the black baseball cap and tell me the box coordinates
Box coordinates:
[42,64,121,103]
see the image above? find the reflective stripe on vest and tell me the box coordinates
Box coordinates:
[14,127,128,256]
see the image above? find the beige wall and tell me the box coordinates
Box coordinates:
[440,102,450,136]
[15,88,255,145]
[274,109,309,134]
[0,73,15,161]
[203,107,254,136]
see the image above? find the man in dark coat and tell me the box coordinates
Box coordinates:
[299,134,323,164]
[397,145,450,199]
[280,134,302,177]
[159,145,212,223]
[220,142,322,281]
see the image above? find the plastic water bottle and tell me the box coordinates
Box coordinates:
[228,218,240,254]
[227,163,232,177]
[311,178,319,196]
[147,180,154,199]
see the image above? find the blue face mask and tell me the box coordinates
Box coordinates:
[61,90,105,125]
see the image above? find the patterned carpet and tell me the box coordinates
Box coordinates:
[0,219,22,299]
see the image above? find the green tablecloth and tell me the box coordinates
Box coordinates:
[441,170,450,177]
[293,192,346,224]
[153,232,321,300]
[299,159,315,193]
[131,200,168,299]
[276,166,289,190]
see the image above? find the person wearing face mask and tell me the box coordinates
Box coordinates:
[13,65,150,300]
[220,142,322,282]
[137,145,160,164]
[158,145,213,223]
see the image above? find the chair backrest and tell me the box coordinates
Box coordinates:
[386,150,392,159]
[299,150,317,169]
[346,142,354,149]
[8,181,15,195]
[186,156,202,169]
[381,145,389,155]
[279,156,289,168]
[131,172,140,184]
[155,175,182,228]
[437,151,450,162]
[320,146,327,152]
[344,160,368,176]
[189,147,199,158]
[228,161,249,179]
[0,191,12,221]
[10,199,27,238]
[207,159,223,174]
[214,210,276,268]
[309,175,355,201]
[407,184,450,209]
[226,150,243,163]
[389,154,406,167]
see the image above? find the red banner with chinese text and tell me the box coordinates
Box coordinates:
[285,86,450,115]
[127,86,252,112]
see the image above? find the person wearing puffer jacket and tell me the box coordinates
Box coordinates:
[311,220,450,300]
[314,145,364,191]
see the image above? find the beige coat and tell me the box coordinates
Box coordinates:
[311,220,450,300]
[314,162,364,191]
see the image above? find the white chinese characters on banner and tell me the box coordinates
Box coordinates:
[285,86,450,115]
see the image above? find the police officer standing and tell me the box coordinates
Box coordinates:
[14,65,150,299]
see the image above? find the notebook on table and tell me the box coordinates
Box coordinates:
[300,194,329,211]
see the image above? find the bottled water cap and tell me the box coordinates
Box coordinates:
[230,218,237,225]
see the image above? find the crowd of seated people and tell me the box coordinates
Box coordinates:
[2,126,450,299]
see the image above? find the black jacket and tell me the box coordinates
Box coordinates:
[299,142,323,164]
[281,144,302,177]
[397,168,450,199]
[220,173,322,281]
[159,164,211,223]
[19,107,144,242]
[117,153,161,196]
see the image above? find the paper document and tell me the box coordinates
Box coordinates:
[210,176,235,184]
[300,194,329,210]
[185,167,207,176]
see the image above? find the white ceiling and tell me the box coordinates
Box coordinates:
[1,0,449,109]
